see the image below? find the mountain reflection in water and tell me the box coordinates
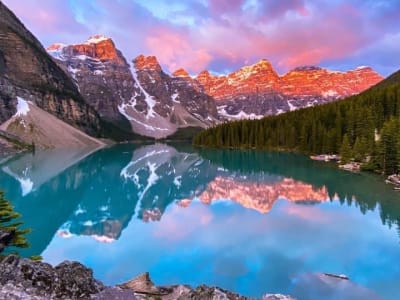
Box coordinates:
[0,143,399,299]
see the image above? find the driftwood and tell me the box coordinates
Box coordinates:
[323,273,349,280]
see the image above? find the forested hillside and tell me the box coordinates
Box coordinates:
[193,70,400,175]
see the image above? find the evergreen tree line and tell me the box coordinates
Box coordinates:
[193,70,400,175]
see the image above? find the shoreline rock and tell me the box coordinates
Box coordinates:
[0,255,295,300]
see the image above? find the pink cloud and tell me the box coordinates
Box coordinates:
[146,28,213,72]
[3,0,399,76]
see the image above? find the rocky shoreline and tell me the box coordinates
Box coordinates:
[0,255,294,300]
[0,232,293,300]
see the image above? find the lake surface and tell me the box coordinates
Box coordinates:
[1,143,399,299]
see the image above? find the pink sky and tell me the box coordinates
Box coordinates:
[4,0,400,76]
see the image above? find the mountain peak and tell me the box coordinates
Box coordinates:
[47,36,125,65]
[85,34,111,44]
[172,68,190,77]
[352,65,374,72]
[238,58,275,75]
[47,43,66,52]
[255,58,271,65]
[133,55,161,71]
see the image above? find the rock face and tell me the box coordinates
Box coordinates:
[0,2,101,136]
[48,39,219,139]
[195,61,383,119]
[0,255,295,300]
[0,97,105,149]
[0,255,105,299]
[47,35,136,131]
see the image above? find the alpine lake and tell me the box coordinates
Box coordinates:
[0,143,399,300]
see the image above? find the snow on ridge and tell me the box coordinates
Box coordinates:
[86,35,109,44]
[130,66,157,118]
[218,106,264,120]
[287,100,298,111]
[171,92,180,103]
[355,65,369,70]
[117,103,169,132]
[322,89,338,98]
[15,97,30,116]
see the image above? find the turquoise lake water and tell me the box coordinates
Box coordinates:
[0,143,399,299]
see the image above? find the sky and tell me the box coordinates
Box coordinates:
[3,0,400,76]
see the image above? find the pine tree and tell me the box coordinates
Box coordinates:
[0,191,30,251]
[340,134,352,164]
[353,137,368,162]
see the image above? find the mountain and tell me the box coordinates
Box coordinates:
[194,61,383,119]
[47,37,219,139]
[194,68,400,175]
[0,2,101,142]
[47,34,381,139]
[0,97,104,149]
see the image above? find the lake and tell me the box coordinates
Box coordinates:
[0,143,399,299]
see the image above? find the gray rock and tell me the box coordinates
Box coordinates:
[0,255,104,299]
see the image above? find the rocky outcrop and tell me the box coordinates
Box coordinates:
[120,272,295,300]
[0,98,105,149]
[0,2,101,136]
[0,255,295,300]
[195,61,383,119]
[47,39,219,139]
[0,255,105,299]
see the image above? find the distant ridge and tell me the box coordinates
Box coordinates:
[194,68,400,175]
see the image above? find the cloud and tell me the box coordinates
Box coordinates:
[2,0,400,76]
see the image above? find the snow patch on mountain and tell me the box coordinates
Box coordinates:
[218,106,264,120]
[130,67,156,118]
[287,100,298,111]
[171,92,180,103]
[322,89,339,98]
[86,35,109,44]
[15,97,30,116]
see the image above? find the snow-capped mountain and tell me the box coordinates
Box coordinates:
[47,34,383,137]
[194,61,384,119]
[47,37,219,139]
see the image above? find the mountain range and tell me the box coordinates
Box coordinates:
[47,35,383,139]
[0,1,384,146]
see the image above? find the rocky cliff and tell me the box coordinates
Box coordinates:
[195,61,383,119]
[48,39,219,139]
[47,36,137,131]
[0,255,295,300]
[0,2,101,137]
